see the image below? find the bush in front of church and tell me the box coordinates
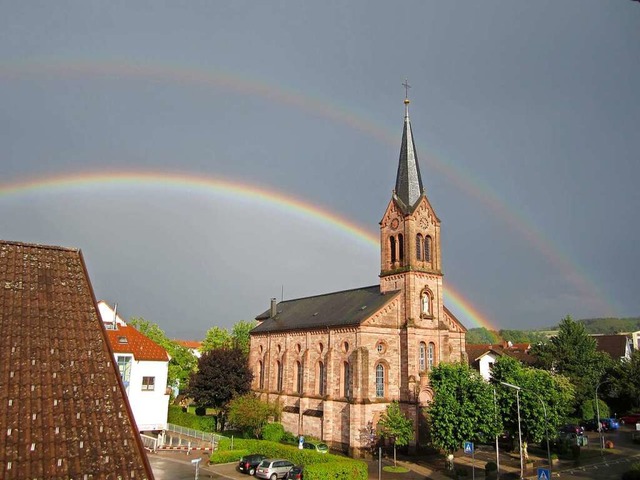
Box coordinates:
[261,422,285,442]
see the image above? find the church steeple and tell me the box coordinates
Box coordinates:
[394,80,424,213]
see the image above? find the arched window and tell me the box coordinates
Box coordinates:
[416,234,423,260]
[427,343,435,371]
[318,361,326,396]
[276,361,283,392]
[390,236,397,263]
[398,234,404,263]
[375,364,385,398]
[425,235,432,263]
[343,362,351,399]
[258,361,264,389]
[295,361,303,394]
[419,342,426,371]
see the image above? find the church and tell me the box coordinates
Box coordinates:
[249,92,467,455]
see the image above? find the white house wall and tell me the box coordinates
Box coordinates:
[119,357,169,431]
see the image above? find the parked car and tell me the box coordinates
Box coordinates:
[255,459,295,480]
[620,413,640,425]
[602,418,620,430]
[582,418,606,432]
[284,465,303,480]
[238,454,268,475]
[559,424,585,435]
[302,441,328,453]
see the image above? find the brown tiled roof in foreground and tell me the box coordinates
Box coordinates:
[0,240,154,479]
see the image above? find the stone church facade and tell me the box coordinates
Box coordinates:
[249,94,467,456]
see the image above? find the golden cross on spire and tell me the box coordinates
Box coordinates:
[402,78,411,102]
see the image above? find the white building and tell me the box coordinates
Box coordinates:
[99,301,170,431]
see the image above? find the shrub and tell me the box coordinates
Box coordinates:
[485,461,497,472]
[304,460,368,480]
[281,430,298,445]
[209,448,249,464]
[262,422,285,442]
[622,462,640,480]
[168,405,216,432]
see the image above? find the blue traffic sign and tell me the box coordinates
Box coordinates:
[537,467,550,480]
[463,441,474,454]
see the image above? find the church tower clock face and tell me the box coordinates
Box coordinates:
[390,218,400,230]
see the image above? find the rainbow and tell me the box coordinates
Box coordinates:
[0,58,617,316]
[0,170,498,331]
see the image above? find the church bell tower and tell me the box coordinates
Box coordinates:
[379,87,444,326]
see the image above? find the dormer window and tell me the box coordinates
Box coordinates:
[117,336,128,344]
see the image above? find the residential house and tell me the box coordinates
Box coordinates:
[466,342,536,381]
[591,334,633,361]
[174,339,203,359]
[99,301,170,431]
[0,240,153,478]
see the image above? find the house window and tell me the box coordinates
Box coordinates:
[277,361,283,392]
[375,364,385,398]
[318,361,326,396]
[141,376,155,391]
[416,234,423,261]
[427,343,435,371]
[258,361,264,389]
[116,356,132,386]
[425,235,432,262]
[343,362,351,399]
[390,236,397,263]
[296,361,303,394]
[419,342,426,372]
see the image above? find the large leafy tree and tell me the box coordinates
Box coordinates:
[612,349,640,414]
[187,347,253,409]
[491,355,574,460]
[227,394,277,438]
[231,320,256,355]
[427,362,500,454]
[378,401,414,466]
[201,326,232,352]
[128,317,197,392]
[531,315,610,415]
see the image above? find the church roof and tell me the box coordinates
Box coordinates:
[0,240,154,479]
[253,285,400,333]
[394,95,424,214]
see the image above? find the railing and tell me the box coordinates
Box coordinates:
[140,434,158,452]
[165,423,223,448]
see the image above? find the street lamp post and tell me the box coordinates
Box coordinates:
[493,388,500,475]
[500,382,524,479]
[533,392,552,475]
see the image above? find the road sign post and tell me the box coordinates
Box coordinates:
[464,442,475,480]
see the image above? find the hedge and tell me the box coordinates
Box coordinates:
[210,439,367,479]
[262,422,285,442]
[209,448,250,464]
[168,405,216,432]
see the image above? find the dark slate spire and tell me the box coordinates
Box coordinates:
[394,81,424,212]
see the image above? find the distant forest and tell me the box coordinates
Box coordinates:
[466,316,640,345]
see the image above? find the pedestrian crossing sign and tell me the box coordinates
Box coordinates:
[537,467,550,480]
[463,441,473,454]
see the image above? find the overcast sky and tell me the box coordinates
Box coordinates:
[1,1,639,339]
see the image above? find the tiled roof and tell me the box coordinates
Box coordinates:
[106,324,169,362]
[0,240,154,479]
[592,334,631,359]
[174,339,202,350]
[252,285,400,333]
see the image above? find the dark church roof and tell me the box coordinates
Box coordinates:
[394,97,424,214]
[253,285,400,333]
[0,240,154,479]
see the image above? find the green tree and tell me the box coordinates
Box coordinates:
[231,320,256,355]
[378,401,414,466]
[427,363,500,455]
[201,326,232,352]
[491,355,574,460]
[227,394,278,438]
[612,349,640,413]
[187,347,253,411]
[530,315,610,415]
[466,328,501,345]
[128,317,197,392]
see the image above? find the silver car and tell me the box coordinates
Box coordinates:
[255,459,294,480]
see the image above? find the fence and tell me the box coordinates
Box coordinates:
[165,423,223,448]
[140,434,158,452]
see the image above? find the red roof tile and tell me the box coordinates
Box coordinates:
[174,339,202,350]
[106,325,169,362]
[0,240,154,479]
